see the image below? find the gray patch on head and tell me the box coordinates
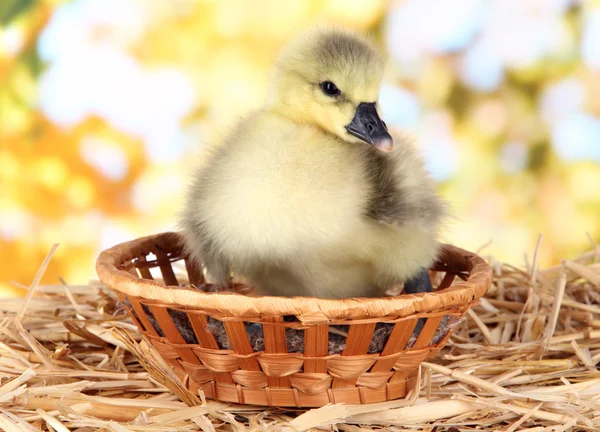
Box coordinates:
[312,30,381,76]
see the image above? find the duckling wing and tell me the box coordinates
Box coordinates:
[361,139,446,232]
[360,139,447,296]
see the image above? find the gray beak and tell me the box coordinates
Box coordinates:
[345,102,393,152]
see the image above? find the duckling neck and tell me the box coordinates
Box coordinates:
[266,104,339,142]
[267,102,302,124]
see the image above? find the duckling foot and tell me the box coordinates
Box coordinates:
[403,267,433,295]
[206,281,230,293]
[403,267,434,341]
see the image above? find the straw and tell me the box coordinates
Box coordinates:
[1,240,599,430]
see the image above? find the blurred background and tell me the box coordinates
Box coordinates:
[2,0,600,297]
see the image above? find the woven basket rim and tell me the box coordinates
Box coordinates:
[96,231,492,321]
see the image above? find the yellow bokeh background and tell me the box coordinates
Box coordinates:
[2,0,600,297]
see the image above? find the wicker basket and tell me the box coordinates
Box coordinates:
[96,232,492,407]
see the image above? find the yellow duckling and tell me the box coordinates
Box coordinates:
[180,27,446,298]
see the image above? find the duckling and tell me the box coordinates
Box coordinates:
[180,27,446,299]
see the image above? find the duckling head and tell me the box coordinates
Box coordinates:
[268,27,393,152]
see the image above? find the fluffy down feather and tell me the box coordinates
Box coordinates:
[180,26,447,298]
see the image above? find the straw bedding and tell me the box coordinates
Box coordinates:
[1,239,600,431]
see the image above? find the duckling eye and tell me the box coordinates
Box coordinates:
[320,81,340,97]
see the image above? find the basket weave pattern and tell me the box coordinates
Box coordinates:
[97,232,492,407]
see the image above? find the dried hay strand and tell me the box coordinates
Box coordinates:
[1,240,600,431]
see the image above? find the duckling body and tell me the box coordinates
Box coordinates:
[180,27,445,298]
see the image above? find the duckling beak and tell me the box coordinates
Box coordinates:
[345,102,393,152]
